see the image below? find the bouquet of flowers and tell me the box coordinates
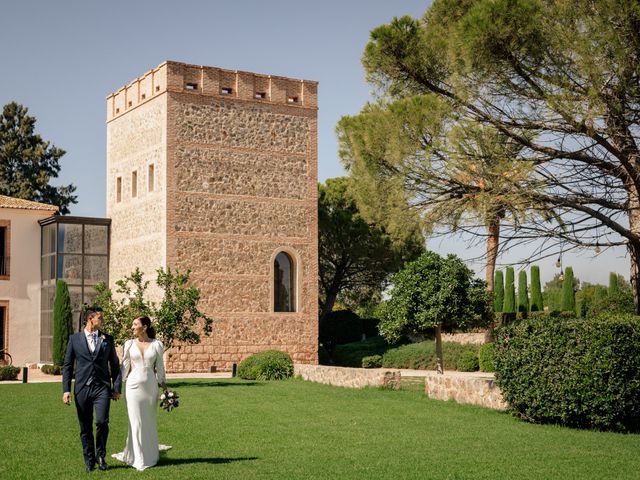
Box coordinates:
[159,389,180,412]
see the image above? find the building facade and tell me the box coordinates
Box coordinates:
[106,61,318,371]
[0,195,58,366]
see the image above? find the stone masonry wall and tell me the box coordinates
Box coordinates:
[294,364,401,390]
[106,94,167,300]
[424,372,507,410]
[165,77,318,371]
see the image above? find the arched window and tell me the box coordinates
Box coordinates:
[274,252,295,312]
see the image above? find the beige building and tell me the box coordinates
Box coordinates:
[106,61,318,371]
[0,195,58,366]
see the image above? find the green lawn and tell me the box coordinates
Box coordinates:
[1,378,639,479]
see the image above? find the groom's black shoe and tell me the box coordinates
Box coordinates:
[85,461,96,473]
[97,457,108,471]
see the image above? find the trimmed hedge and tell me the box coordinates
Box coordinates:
[332,336,392,367]
[494,314,640,432]
[0,366,20,381]
[41,364,63,375]
[362,355,383,368]
[456,350,479,372]
[237,350,294,380]
[479,343,495,372]
[381,341,480,371]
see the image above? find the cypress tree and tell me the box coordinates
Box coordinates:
[518,270,529,314]
[609,272,619,296]
[530,265,543,312]
[561,267,576,313]
[503,267,516,313]
[493,270,504,312]
[52,279,73,366]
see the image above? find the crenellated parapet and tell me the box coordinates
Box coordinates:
[106,61,318,122]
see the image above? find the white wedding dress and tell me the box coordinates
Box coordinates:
[112,339,170,471]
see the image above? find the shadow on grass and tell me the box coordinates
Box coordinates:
[158,456,258,467]
[167,380,263,388]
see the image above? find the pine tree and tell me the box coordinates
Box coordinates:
[503,267,516,313]
[518,270,529,314]
[530,265,543,312]
[562,267,576,313]
[609,272,619,296]
[493,270,504,312]
[52,279,73,366]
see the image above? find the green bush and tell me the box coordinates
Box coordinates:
[494,315,640,432]
[52,279,73,367]
[332,336,393,367]
[362,355,383,368]
[237,350,293,380]
[41,364,63,375]
[479,343,495,372]
[318,345,333,365]
[0,366,20,381]
[361,318,380,338]
[319,309,363,346]
[456,350,479,372]
[381,341,480,371]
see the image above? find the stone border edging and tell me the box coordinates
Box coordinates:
[294,364,400,389]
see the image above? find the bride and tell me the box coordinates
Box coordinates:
[112,316,169,471]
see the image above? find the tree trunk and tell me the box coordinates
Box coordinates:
[485,215,501,291]
[320,289,339,321]
[435,323,444,374]
[628,242,640,315]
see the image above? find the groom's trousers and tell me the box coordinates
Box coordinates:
[75,382,111,464]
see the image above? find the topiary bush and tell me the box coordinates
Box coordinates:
[41,364,63,375]
[494,314,640,432]
[478,343,495,372]
[456,350,479,372]
[237,350,294,380]
[362,355,383,368]
[0,366,20,381]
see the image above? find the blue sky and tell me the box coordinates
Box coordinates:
[0,0,630,285]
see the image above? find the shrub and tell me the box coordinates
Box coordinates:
[0,366,20,381]
[41,364,63,375]
[318,345,333,365]
[361,318,380,338]
[456,350,479,372]
[319,309,363,346]
[381,341,480,371]
[52,279,73,367]
[479,343,495,372]
[494,315,640,432]
[362,355,383,368]
[332,336,393,367]
[237,350,293,380]
[561,266,576,312]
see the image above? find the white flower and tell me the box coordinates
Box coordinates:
[168,399,174,404]
[168,392,174,397]
[160,394,166,400]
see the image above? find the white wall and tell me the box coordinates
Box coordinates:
[0,208,55,365]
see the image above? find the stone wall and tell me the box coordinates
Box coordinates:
[424,372,506,410]
[294,364,401,390]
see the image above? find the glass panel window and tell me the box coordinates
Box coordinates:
[274,252,295,312]
[84,225,108,254]
[68,286,83,311]
[42,224,56,255]
[41,286,55,311]
[58,224,83,254]
[57,254,82,283]
[83,256,108,286]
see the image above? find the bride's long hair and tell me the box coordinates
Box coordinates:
[137,316,156,339]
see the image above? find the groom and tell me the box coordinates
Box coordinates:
[62,307,122,472]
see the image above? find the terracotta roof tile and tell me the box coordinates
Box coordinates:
[0,194,59,212]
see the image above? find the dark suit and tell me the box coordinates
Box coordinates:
[63,331,122,467]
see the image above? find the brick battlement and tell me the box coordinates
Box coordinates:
[106,61,318,122]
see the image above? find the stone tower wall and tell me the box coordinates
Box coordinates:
[107,61,318,370]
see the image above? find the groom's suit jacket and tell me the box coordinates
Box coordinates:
[62,331,122,395]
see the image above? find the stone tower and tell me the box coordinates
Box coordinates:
[106,61,318,370]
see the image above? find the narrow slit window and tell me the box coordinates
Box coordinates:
[255,92,266,99]
[287,96,299,103]
[155,85,160,92]
[116,177,122,203]
[221,87,232,95]
[115,108,120,114]
[128,101,132,107]
[274,252,295,312]
[141,93,146,100]
[185,83,198,91]
[131,171,137,198]
[148,164,155,192]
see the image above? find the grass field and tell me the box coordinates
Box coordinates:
[1,378,639,479]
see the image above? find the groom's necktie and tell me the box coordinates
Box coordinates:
[90,333,97,353]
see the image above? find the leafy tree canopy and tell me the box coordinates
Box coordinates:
[0,102,76,213]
